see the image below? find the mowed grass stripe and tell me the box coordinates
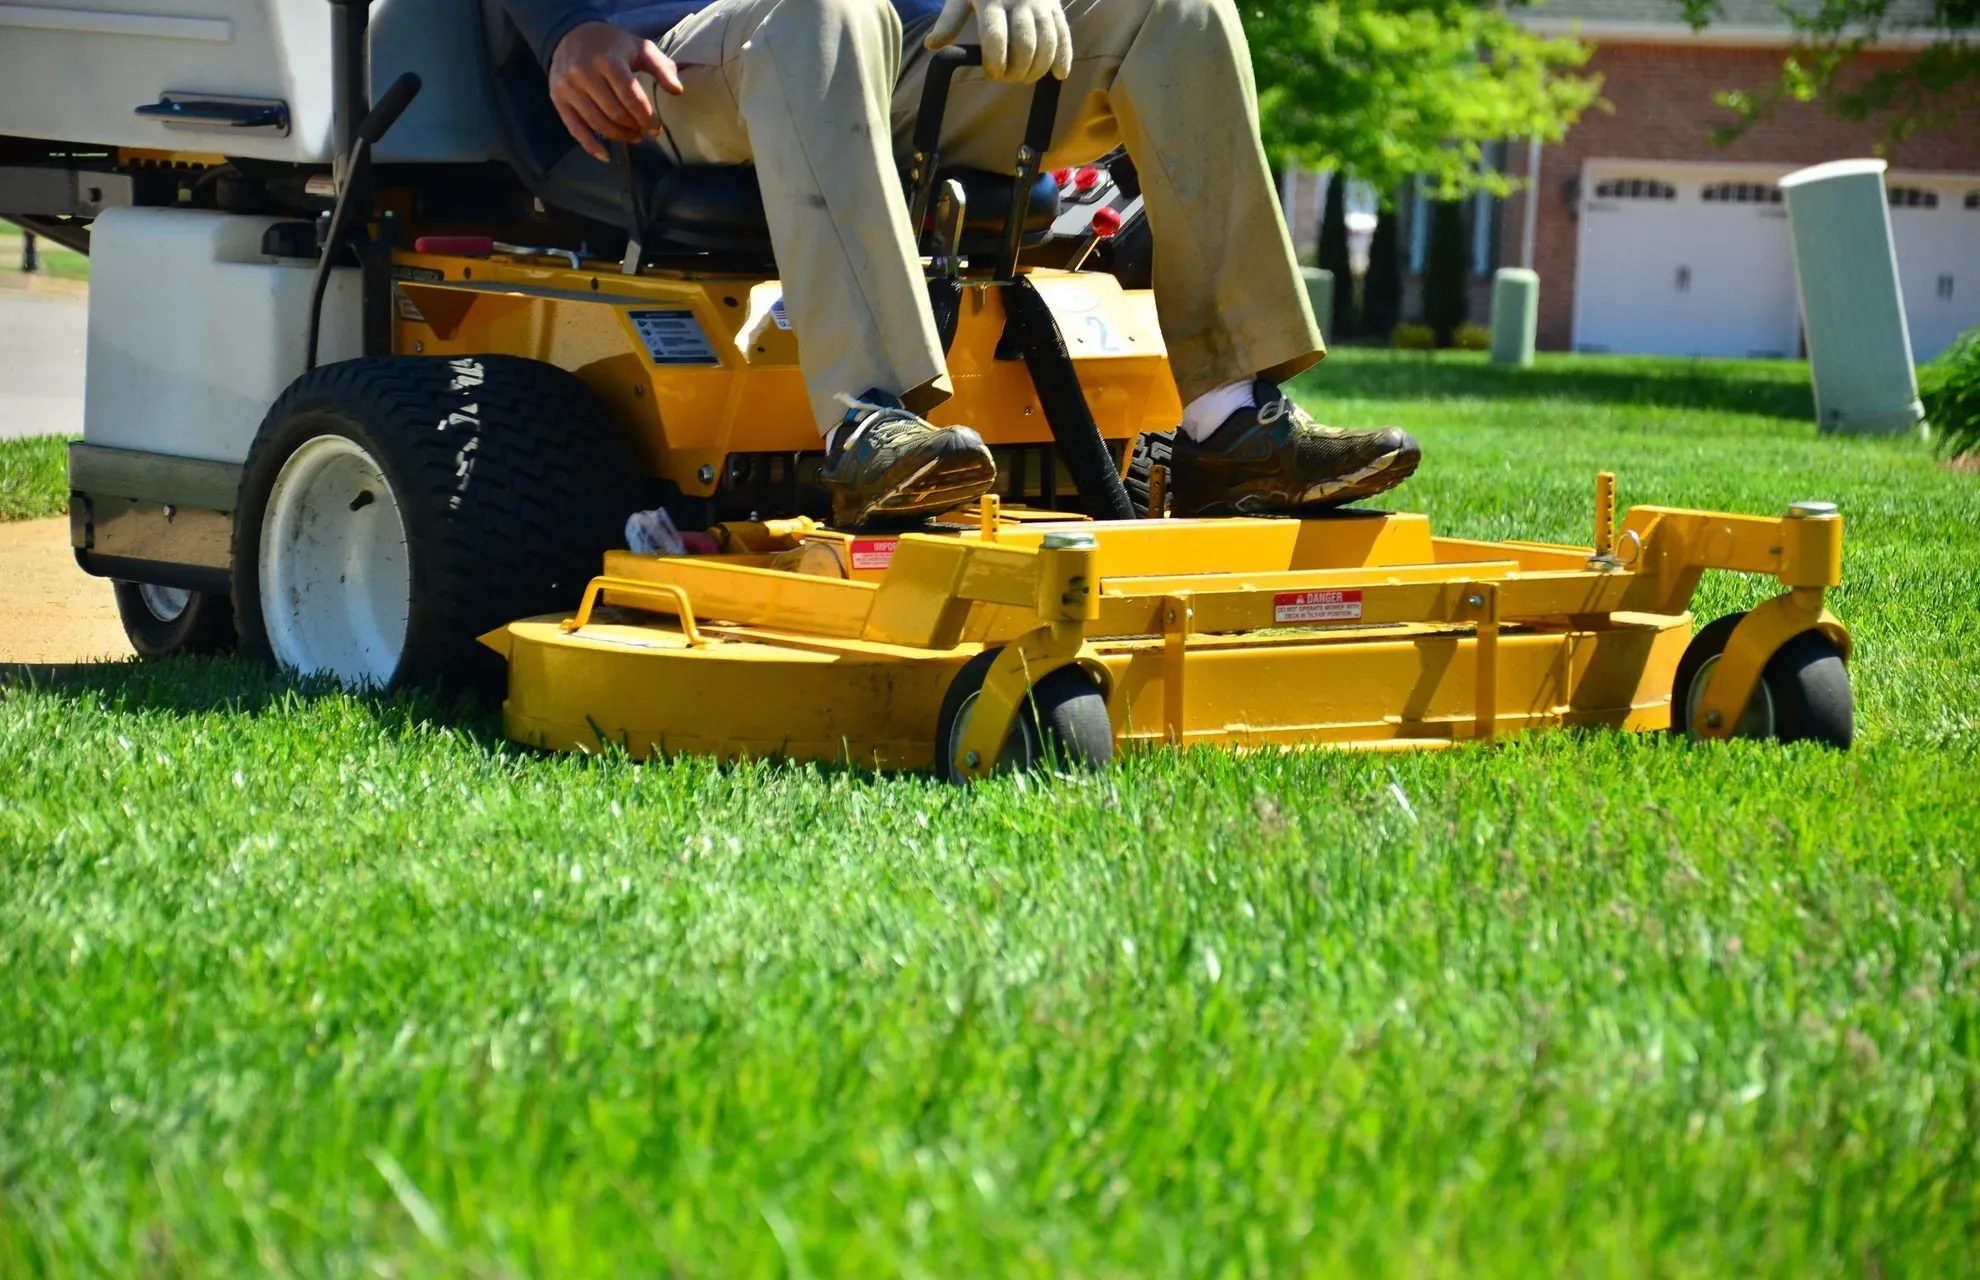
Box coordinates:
[1,351,1976,1276]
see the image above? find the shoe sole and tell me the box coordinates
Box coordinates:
[1173,444,1422,519]
[844,452,998,526]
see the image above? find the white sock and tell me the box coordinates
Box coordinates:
[1179,379,1255,443]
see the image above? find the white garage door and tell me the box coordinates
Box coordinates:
[1574,164,1802,358]
[1889,181,1980,363]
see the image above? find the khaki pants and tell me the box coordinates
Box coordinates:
[647,0,1322,430]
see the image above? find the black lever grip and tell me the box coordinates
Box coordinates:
[356,72,422,146]
[912,45,984,158]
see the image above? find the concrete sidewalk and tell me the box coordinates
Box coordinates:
[0,286,87,442]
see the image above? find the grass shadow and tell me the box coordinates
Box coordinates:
[1298,350,1817,421]
[0,656,942,787]
[0,655,508,745]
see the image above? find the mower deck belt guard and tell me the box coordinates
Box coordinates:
[481,487,1848,776]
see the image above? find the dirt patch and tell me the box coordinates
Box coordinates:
[1946,454,1980,472]
[0,517,133,664]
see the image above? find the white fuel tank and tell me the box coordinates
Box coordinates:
[83,205,361,464]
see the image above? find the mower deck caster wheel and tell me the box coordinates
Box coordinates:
[112,581,235,658]
[1671,611,1853,748]
[936,648,1114,783]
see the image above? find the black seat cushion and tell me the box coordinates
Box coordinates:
[645,162,1060,254]
[477,0,1058,256]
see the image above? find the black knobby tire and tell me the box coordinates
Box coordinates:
[1669,611,1853,748]
[111,582,236,658]
[1124,429,1175,519]
[934,647,1114,783]
[233,355,641,692]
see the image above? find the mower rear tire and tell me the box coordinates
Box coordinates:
[1125,429,1175,519]
[936,647,1114,783]
[1670,611,1853,748]
[232,355,640,692]
[112,581,235,658]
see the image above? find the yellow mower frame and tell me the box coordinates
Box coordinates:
[479,473,1848,777]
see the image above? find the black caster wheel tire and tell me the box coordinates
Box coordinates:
[935,647,1114,783]
[1670,611,1853,748]
[111,581,236,658]
[1125,429,1175,519]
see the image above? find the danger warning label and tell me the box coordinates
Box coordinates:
[849,538,898,571]
[1273,588,1363,623]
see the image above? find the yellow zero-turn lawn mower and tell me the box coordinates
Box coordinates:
[1,0,1852,779]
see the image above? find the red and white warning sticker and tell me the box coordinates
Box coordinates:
[1273,588,1363,623]
[849,538,898,571]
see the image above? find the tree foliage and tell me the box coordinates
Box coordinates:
[1242,0,1601,199]
[1673,0,1978,143]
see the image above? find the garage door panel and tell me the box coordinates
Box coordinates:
[1574,167,1801,359]
[1891,183,1980,363]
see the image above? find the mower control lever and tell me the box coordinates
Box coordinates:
[907,44,1062,278]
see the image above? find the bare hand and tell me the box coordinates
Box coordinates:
[549,21,684,162]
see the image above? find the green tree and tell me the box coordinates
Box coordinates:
[1422,198,1469,347]
[1317,174,1359,339]
[1243,0,1601,199]
[1674,0,1978,143]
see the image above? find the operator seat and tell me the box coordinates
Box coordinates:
[477,0,1061,256]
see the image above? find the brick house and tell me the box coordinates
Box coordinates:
[1498,0,1980,360]
[1373,0,1980,359]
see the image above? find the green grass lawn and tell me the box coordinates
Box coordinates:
[3,352,1978,1277]
[0,434,69,522]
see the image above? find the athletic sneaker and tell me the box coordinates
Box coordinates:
[818,390,996,527]
[1167,379,1421,517]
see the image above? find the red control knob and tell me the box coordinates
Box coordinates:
[1073,166,1103,192]
[1090,206,1123,237]
[1051,168,1073,187]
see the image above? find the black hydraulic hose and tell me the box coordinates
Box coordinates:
[304,72,422,371]
[1002,276,1135,520]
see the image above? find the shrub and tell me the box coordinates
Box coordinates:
[1362,202,1402,342]
[1392,321,1436,350]
[1921,326,1980,460]
[1422,198,1469,347]
[1455,322,1491,351]
[1317,174,1358,340]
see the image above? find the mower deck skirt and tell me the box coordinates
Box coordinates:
[485,499,1846,770]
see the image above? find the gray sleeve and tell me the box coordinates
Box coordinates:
[504,0,611,70]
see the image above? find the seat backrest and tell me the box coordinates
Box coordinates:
[478,0,663,234]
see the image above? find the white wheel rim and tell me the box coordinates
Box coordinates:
[1685,652,1776,740]
[258,434,411,688]
[138,583,192,623]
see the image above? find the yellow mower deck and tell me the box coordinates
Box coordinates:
[481,477,1847,777]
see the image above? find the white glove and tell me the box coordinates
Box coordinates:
[925,0,1073,84]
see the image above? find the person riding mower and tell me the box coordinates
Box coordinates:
[509,0,1420,525]
[0,0,1852,779]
